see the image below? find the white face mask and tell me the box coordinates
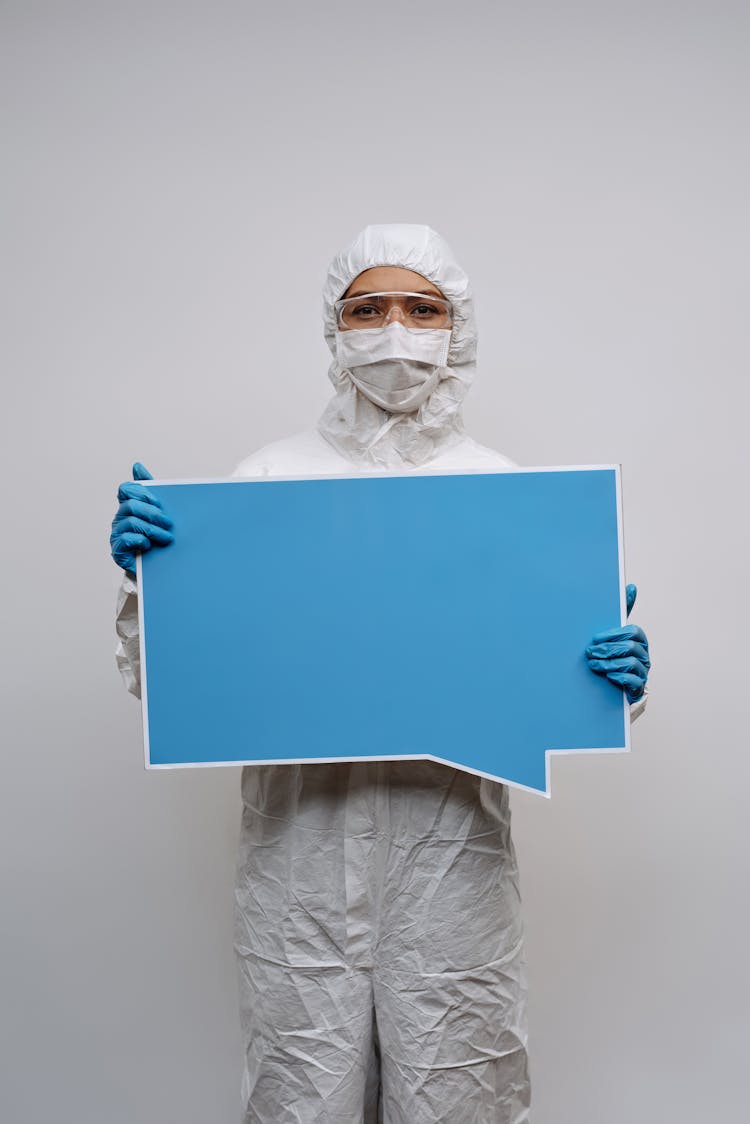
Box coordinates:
[335,321,451,413]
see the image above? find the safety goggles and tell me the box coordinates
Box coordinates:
[334,291,453,331]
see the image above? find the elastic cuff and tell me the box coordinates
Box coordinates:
[629,687,648,722]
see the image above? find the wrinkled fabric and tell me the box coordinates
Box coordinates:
[318,224,477,468]
[115,572,141,697]
[235,760,529,1124]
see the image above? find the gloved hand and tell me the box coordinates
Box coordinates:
[585,583,651,703]
[110,462,174,577]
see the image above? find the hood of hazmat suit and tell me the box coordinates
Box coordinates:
[115,225,532,1123]
[317,223,479,469]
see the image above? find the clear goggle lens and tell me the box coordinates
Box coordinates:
[335,291,453,330]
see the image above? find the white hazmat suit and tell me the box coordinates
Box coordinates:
[117,225,621,1121]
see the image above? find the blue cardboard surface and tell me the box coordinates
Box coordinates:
[139,469,628,794]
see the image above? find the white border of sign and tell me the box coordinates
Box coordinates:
[137,465,630,797]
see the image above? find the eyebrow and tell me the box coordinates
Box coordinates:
[344,288,444,299]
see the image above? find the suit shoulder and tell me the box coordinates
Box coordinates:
[231,430,349,478]
[433,436,518,470]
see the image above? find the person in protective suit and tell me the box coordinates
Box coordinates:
[111,224,650,1124]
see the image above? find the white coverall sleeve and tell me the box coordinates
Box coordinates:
[115,571,141,698]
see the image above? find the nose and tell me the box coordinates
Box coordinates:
[383,305,407,324]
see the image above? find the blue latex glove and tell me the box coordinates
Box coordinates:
[110,462,174,577]
[585,583,651,703]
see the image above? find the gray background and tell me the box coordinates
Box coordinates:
[2,2,748,1121]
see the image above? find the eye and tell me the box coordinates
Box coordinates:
[351,302,382,319]
[411,302,440,319]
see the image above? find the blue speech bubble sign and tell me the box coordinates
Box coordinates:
[138,469,628,795]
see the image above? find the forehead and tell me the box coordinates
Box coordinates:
[343,266,444,298]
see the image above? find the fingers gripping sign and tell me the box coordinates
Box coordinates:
[585,583,651,703]
[110,463,175,577]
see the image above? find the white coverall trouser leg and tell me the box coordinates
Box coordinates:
[234,759,530,1124]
